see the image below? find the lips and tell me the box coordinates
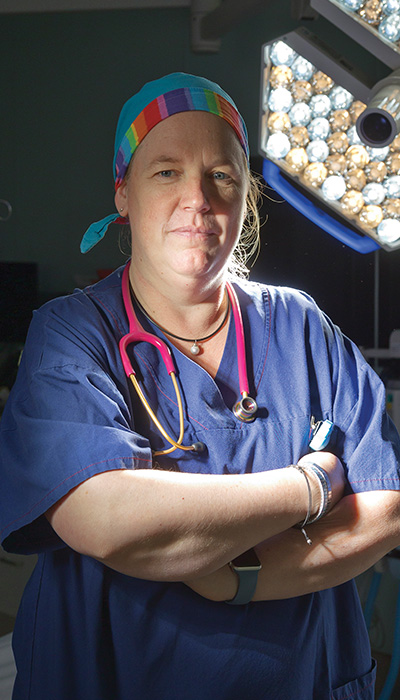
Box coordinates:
[170,226,217,236]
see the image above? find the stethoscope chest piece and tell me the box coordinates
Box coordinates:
[233,395,258,423]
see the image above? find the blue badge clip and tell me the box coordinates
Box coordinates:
[309,419,334,451]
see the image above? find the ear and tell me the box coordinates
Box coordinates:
[114,181,128,217]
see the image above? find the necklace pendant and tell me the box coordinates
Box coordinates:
[190,341,200,356]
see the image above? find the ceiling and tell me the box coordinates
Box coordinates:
[0,0,189,12]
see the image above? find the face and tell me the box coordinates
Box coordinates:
[115,111,249,293]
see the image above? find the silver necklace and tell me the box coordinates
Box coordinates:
[133,291,230,356]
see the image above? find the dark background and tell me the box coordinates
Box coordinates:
[1,3,399,350]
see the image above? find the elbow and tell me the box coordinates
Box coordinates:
[47,507,150,575]
[383,490,400,549]
[360,489,400,553]
[47,507,187,581]
[46,504,124,562]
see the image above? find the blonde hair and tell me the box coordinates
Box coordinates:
[228,169,264,279]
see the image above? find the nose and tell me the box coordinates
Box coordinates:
[180,176,211,214]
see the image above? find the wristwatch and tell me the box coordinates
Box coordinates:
[226,548,262,605]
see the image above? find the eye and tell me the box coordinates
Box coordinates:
[158,170,174,178]
[212,171,229,180]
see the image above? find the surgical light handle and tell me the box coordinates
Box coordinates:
[262,159,379,255]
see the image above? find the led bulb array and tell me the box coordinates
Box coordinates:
[336,0,400,48]
[261,39,400,248]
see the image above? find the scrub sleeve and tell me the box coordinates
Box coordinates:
[0,267,398,699]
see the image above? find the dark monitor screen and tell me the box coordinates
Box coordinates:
[0,262,38,343]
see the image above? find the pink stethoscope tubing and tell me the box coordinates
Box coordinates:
[119,262,257,455]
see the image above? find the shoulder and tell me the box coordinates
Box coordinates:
[24,265,127,372]
[38,265,126,330]
[232,277,325,320]
[233,277,342,357]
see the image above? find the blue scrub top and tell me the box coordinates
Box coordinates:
[1,266,399,699]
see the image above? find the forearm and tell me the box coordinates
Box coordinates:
[47,465,315,581]
[185,490,400,601]
[256,489,400,598]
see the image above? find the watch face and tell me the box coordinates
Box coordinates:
[232,548,261,568]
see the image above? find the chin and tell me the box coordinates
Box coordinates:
[171,248,225,278]
[174,263,224,283]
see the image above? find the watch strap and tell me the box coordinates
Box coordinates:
[226,557,261,605]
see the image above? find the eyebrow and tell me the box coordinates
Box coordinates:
[146,155,242,171]
[147,156,180,168]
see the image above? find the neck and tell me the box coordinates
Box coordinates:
[133,288,230,356]
[128,263,228,347]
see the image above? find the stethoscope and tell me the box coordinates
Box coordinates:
[119,262,258,456]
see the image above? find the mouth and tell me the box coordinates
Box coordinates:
[169,226,218,237]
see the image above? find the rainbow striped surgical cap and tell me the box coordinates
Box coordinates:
[81,72,249,253]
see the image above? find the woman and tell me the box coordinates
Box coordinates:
[1,72,400,699]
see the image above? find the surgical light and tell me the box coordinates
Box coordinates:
[310,0,400,68]
[356,69,400,146]
[260,28,400,251]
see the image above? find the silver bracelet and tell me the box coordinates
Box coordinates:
[290,464,313,545]
[301,462,332,524]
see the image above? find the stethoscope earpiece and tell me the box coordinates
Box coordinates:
[232,395,258,423]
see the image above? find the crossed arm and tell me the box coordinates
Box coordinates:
[184,488,400,601]
[46,450,400,601]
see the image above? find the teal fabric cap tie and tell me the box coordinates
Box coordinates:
[80,72,249,254]
[80,214,127,254]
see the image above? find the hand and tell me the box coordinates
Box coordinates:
[297,452,345,514]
